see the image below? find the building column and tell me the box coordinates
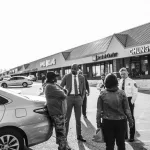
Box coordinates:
[61,67,65,79]
[148,55,150,75]
[113,59,117,72]
[82,64,86,75]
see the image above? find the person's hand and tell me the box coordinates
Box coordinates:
[96,128,101,134]
[129,120,134,128]
[131,99,135,104]
[86,92,89,96]
[63,89,68,95]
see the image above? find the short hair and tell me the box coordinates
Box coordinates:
[119,67,128,73]
[71,63,78,69]
[105,73,118,89]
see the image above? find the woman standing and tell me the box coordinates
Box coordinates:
[45,71,71,150]
[96,73,133,150]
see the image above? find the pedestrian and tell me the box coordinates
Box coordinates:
[96,73,134,150]
[39,73,46,95]
[60,64,86,142]
[45,71,72,150]
[41,73,46,85]
[97,74,105,92]
[118,67,138,142]
[78,70,90,119]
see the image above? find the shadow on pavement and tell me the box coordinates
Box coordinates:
[127,139,148,150]
[24,147,33,150]
[138,89,150,95]
[80,118,105,150]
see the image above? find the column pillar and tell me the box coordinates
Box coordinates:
[82,64,86,75]
[61,67,65,79]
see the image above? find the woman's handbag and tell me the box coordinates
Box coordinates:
[92,127,104,143]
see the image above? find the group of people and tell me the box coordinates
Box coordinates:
[43,64,138,150]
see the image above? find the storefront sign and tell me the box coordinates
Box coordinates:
[92,52,118,61]
[130,45,150,55]
[46,58,56,67]
[40,61,46,67]
[40,58,56,68]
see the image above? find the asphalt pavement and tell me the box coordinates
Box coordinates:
[7,82,150,150]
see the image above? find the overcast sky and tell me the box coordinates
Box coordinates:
[0,0,150,71]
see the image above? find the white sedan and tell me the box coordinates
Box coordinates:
[0,76,33,88]
[0,87,53,150]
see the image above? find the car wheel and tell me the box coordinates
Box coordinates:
[22,82,28,87]
[1,83,7,88]
[0,129,24,150]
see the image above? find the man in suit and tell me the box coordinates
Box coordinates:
[78,70,90,119]
[60,64,86,142]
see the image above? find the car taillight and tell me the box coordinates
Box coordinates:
[33,107,48,115]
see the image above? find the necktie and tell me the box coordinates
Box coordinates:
[122,79,125,90]
[74,75,78,95]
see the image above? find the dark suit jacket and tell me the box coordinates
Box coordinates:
[60,73,86,99]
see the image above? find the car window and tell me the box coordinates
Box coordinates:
[17,77,25,80]
[0,96,9,105]
[9,77,16,81]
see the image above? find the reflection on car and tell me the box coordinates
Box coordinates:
[0,76,33,88]
[0,88,53,149]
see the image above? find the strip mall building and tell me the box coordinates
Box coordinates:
[2,22,150,88]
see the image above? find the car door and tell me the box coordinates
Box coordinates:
[0,96,8,122]
[15,77,24,86]
[8,77,17,86]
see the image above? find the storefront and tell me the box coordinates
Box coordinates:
[2,22,150,83]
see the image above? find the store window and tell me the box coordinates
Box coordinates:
[92,64,99,77]
[65,68,71,75]
[105,61,113,75]
[141,56,149,75]
[130,57,141,78]
[100,63,104,75]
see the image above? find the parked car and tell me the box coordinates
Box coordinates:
[0,87,53,149]
[28,75,37,81]
[2,75,11,80]
[0,76,33,88]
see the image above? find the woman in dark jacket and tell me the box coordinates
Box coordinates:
[45,71,71,150]
[96,73,133,150]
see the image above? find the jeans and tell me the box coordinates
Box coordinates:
[103,119,127,150]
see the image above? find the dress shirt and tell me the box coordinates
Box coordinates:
[70,74,79,94]
[119,77,138,103]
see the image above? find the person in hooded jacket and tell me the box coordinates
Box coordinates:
[96,73,133,150]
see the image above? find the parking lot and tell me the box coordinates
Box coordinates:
[3,82,149,150]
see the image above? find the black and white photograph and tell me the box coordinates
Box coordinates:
[0,0,150,150]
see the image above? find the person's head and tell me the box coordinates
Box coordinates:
[101,73,105,80]
[46,71,59,83]
[119,67,128,79]
[105,73,118,89]
[42,73,45,77]
[71,64,79,75]
[78,70,83,75]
